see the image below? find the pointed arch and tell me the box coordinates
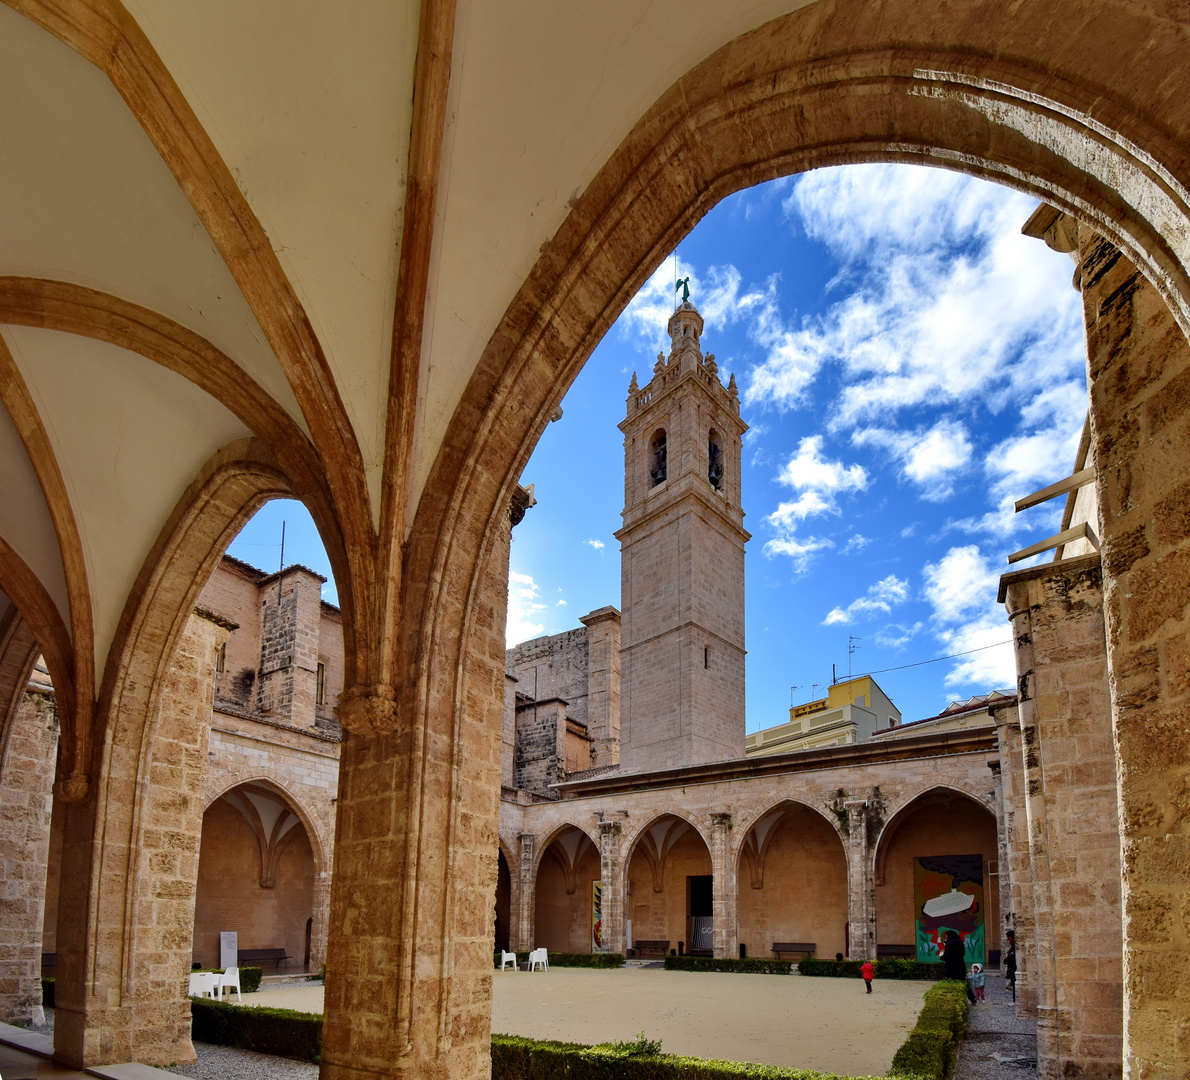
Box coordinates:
[874,784,997,886]
[732,799,849,891]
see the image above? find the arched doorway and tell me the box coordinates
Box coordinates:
[532,825,600,953]
[625,815,712,956]
[736,802,848,962]
[193,782,317,973]
[874,788,999,964]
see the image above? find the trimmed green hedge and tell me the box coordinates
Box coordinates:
[190,996,321,1062]
[494,951,625,969]
[194,966,264,993]
[797,958,943,981]
[889,980,970,1080]
[492,1034,888,1080]
[41,977,54,1008]
[664,956,792,975]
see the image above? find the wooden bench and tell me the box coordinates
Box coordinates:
[237,947,292,970]
[632,940,670,958]
[771,942,816,959]
[877,944,916,959]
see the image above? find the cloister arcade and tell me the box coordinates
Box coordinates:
[0,3,1186,1079]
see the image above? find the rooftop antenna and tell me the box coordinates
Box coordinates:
[277,520,286,603]
[790,684,802,708]
[848,635,862,679]
[811,682,819,698]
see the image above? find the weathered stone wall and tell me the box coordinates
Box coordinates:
[579,607,620,768]
[1003,555,1121,1080]
[1079,226,1190,1080]
[257,568,323,726]
[508,628,591,728]
[514,698,566,795]
[0,684,58,1025]
[316,604,345,729]
[199,558,263,710]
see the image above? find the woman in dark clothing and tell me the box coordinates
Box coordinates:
[1004,930,1017,1003]
[942,930,977,1002]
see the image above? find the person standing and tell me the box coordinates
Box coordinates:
[969,962,985,1002]
[1004,930,1017,1003]
[943,930,976,1003]
[860,959,875,994]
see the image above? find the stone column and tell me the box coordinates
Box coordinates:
[309,871,331,971]
[1075,226,1190,1080]
[1002,556,1121,1080]
[995,709,1038,1017]
[844,799,875,961]
[514,833,534,951]
[53,610,225,1068]
[987,757,1013,971]
[0,682,58,1026]
[709,812,736,960]
[597,820,624,955]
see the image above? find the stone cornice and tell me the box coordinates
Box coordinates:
[552,727,998,797]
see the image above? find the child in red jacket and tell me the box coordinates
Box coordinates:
[861,960,875,993]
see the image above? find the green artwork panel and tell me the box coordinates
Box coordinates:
[913,855,985,964]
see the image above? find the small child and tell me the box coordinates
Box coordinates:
[860,959,875,994]
[969,962,985,1002]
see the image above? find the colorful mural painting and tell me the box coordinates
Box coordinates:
[913,855,985,964]
[592,879,603,950]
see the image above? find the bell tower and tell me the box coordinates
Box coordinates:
[615,300,749,772]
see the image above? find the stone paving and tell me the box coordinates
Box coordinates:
[954,973,1038,1080]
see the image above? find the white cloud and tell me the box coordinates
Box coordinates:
[875,621,924,649]
[776,436,868,502]
[921,546,1015,687]
[745,164,1085,430]
[853,419,973,500]
[762,533,833,570]
[584,538,606,551]
[506,570,546,645]
[822,574,910,625]
[557,599,567,606]
[842,534,871,554]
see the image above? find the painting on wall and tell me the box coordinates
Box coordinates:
[592,879,603,950]
[913,855,984,964]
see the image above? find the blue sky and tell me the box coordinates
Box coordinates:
[229,163,1089,731]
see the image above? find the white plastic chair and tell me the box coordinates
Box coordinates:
[216,966,243,1002]
[499,951,518,972]
[528,948,548,972]
[188,971,218,998]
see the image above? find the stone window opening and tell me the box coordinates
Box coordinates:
[704,646,709,669]
[214,641,226,675]
[708,430,723,490]
[649,429,667,486]
[316,662,326,707]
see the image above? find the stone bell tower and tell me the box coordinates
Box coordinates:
[615,299,749,772]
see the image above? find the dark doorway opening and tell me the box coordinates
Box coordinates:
[688,875,713,955]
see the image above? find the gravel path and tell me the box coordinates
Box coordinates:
[164,1042,319,1079]
[954,972,1038,1080]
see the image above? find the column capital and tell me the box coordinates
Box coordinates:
[597,820,621,838]
[333,683,397,737]
[710,812,732,829]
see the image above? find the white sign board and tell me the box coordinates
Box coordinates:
[220,931,238,969]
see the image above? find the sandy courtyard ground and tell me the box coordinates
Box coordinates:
[242,968,927,1076]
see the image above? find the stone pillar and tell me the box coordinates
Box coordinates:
[309,871,331,972]
[597,820,624,955]
[1002,556,1121,1080]
[844,799,875,961]
[0,682,58,1026]
[53,610,225,1068]
[987,757,1013,970]
[1076,227,1190,1080]
[580,607,621,769]
[515,833,535,951]
[995,710,1038,1016]
[709,812,736,960]
[321,506,513,1080]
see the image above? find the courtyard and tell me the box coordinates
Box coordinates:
[241,968,929,1075]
